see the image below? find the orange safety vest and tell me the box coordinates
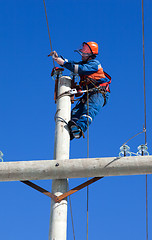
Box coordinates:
[80,67,111,93]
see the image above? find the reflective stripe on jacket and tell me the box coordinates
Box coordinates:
[63,58,108,86]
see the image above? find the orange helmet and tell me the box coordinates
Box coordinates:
[85,42,98,55]
[75,41,98,58]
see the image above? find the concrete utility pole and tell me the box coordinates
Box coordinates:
[49,76,71,240]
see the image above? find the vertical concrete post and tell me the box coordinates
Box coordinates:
[49,76,71,240]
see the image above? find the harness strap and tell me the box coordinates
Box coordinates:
[99,82,110,93]
[56,81,109,103]
[103,71,112,83]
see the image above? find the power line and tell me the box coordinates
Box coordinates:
[141,0,148,239]
[142,0,147,145]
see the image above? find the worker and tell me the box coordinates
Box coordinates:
[50,42,111,140]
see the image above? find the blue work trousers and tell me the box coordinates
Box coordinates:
[71,92,110,133]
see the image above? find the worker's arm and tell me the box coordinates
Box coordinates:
[64,59,100,75]
[49,51,100,75]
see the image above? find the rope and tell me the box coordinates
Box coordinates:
[141,0,148,239]
[86,78,105,95]
[85,82,105,240]
[43,0,55,68]
[86,84,89,240]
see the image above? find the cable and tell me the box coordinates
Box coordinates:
[122,128,146,146]
[85,83,105,240]
[141,0,148,239]
[86,85,89,240]
[43,0,55,68]
[146,174,148,240]
[142,0,147,145]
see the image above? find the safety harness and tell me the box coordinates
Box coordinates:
[79,71,111,106]
[51,67,111,107]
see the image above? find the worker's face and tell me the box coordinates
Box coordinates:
[82,54,89,61]
[81,44,92,61]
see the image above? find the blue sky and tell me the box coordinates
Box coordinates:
[0,0,152,239]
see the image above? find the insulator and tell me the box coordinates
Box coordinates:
[52,70,63,81]
[51,74,56,81]
[0,151,3,162]
[137,144,149,156]
[119,145,131,157]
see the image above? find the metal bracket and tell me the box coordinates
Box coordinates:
[55,177,103,203]
[21,177,103,203]
[21,180,58,202]
[51,67,64,103]
[69,89,78,95]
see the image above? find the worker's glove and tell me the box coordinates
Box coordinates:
[48,51,58,59]
[48,51,64,66]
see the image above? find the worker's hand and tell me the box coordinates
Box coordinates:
[55,57,64,66]
[48,51,64,66]
[48,51,58,59]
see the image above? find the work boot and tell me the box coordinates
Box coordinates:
[68,120,83,140]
